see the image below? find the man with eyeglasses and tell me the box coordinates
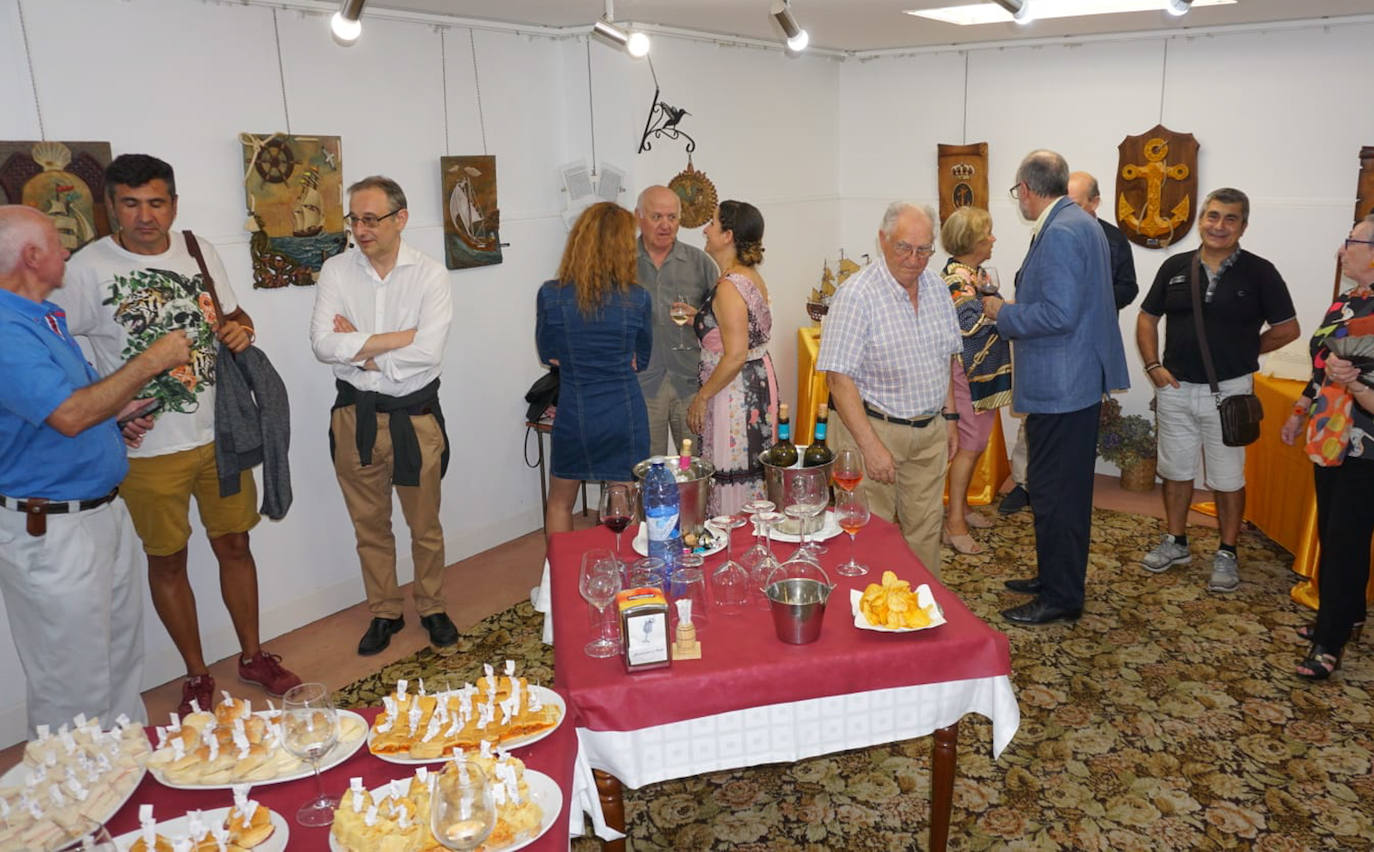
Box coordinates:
[1136,187,1298,593]
[818,202,961,576]
[310,175,459,657]
[56,153,302,715]
[983,150,1130,625]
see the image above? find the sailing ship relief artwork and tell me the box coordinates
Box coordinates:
[0,141,112,252]
[239,133,347,287]
[440,155,502,270]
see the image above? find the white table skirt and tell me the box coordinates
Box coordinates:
[533,563,1021,792]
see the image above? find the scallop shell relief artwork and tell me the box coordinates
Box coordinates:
[239,132,347,288]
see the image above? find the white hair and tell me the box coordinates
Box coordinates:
[0,206,48,276]
[880,202,935,239]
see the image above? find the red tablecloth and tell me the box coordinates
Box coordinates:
[550,518,1012,732]
[104,704,579,850]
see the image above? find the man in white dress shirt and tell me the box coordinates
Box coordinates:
[309,176,458,656]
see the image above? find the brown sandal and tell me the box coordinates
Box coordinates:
[943,526,984,555]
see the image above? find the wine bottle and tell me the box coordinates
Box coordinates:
[803,403,834,468]
[766,403,799,467]
[676,438,694,482]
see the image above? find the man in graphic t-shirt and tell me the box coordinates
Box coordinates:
[55,154,300,715]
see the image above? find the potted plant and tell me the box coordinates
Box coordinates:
[1098,398,1158,492]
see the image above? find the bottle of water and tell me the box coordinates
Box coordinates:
[643,457,682,574]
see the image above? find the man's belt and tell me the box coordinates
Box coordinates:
[0,488,119,537]
[863,402,936,428]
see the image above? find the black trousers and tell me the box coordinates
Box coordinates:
[1313,457,1374,653]
[1026,402,1101,610]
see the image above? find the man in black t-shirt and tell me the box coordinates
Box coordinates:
[1135,187,1299,593]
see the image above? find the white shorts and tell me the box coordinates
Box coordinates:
[1154,375,1252,492]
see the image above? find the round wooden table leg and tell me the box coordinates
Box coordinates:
[593,768,627,851]
[929,721,959,852]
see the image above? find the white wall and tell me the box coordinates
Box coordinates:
[0,0,839,745]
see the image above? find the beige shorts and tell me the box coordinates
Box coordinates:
[1154,376,1251,492]
[121,442,259,556]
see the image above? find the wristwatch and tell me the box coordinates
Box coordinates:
[942,411,960,421]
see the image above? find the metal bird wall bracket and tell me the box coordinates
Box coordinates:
[638,87,696,155]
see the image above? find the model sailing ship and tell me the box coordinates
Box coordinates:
[806,250,865,322]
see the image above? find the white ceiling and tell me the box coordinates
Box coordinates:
[365,0,1374,52]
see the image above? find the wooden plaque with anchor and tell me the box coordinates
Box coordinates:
[1115,124,1199,249]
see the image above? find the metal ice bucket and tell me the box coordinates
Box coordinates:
[631,456,715,541]
[758,452,834,537]
[764,562,836,645]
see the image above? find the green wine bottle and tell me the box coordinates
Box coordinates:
[767,403,799,467]
[803,403,834,467]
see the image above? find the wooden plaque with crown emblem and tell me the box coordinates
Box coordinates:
[1115,124,1199,249]
[937,143,988,224]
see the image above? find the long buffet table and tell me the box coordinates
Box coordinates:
[538,516,1019,851]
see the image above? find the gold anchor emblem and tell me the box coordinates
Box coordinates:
[1115,124,1199,249]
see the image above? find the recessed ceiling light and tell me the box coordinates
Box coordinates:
[907,0,1233,26]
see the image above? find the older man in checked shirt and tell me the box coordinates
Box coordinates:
[818,202,962,577]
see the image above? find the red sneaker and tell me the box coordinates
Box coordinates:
[238,650,302,698]
[178,673,215,717]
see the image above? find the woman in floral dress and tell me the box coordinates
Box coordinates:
[687,200,777,516]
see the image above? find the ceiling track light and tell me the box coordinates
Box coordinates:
[770,0,810,52]
[330,0,366,46]
[592,19,650,57]
[1166,0,1194,16]
[992,0,1035,24]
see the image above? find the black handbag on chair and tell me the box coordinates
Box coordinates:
[524,367,559,423]
[1189,256,1263,447]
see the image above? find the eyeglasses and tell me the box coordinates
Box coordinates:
[892,241,936,259]
[1345,238,1374,250]
[1008,182,1025,200]
[344,209,403,229]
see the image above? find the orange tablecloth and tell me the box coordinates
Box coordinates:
[1244,373,1374,608]
[795,327,1010,507]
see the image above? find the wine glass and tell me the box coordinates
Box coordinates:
[785,468,829,561]
[670,294,693,351]
[600,484,632,565]
[429,762,496,851]
[832,448,863,493]
[670,550,709,633]
[978,266,1001,297]
[45,819,115,851]
[579,549,622,658]
[709,515,750,614]
[281,682,341,827]
[834,489,871,577]
[751,510,786,609]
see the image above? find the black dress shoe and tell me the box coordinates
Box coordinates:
[357,616,405,656]
[1002,599,1082,625]
[1004,577,1041,594]
[998,484,1030,515]
[420,612,459,656]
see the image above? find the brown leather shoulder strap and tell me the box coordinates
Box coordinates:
[183,230,225,321]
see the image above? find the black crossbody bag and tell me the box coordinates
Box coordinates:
[1189,255,1263,447]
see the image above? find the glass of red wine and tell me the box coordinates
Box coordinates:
[600,484,632,565]
[833,448,863,493]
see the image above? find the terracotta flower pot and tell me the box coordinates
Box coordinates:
[1119,458,1158,492]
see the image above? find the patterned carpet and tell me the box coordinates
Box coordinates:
[337,508,1374,850]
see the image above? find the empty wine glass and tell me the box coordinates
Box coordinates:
[709,515,750,614]
[670,293,693,351]
[429,762,496,851]
[834,489,871,577]
[600,484,632,565]
[670,550,709,633]
[832,448,863,493]
[579,549,622,658]
[751,510,786,609]
[281,682,341,827]
[785,468,829,561]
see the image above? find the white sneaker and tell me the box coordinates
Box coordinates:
[1208,550,1240,592]
[1141,534,1191,574]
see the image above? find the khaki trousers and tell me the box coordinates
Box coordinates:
[829,412,947,578]
[331,405,447,619]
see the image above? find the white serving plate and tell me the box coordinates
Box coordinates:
[630,522,727,558]
[850,583,947,632]
[0,759,147,839]
[328,769,562,852]
[149,709,368,790]
[113,804,289,852]
[770,510,843,543]
[368,686,566,765]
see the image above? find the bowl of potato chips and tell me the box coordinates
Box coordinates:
[851,571,946,633]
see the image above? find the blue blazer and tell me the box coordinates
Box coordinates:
[996,198,1130,414]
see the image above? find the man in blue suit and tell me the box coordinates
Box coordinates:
[982,150,1130,624]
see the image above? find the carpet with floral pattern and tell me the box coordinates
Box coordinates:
[337,508,1373,850]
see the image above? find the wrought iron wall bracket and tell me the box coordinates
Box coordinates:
[637,87,695,155]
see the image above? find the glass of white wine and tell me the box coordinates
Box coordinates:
[429,763,497,851]
[281,682,341,827]
[670,293,693,351]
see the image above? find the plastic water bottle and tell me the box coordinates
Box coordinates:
[643,457,682,574]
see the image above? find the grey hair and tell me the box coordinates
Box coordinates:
[1017,150,1069,197]
[0,206,47,276]
[1203,187,1250,224]
[880,202,935,239]
[347,175,408,212]
[1076,173,1101,201]
[635,185,680,216]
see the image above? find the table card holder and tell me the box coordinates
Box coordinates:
[617,587,672,672]
[671,599,701,661]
